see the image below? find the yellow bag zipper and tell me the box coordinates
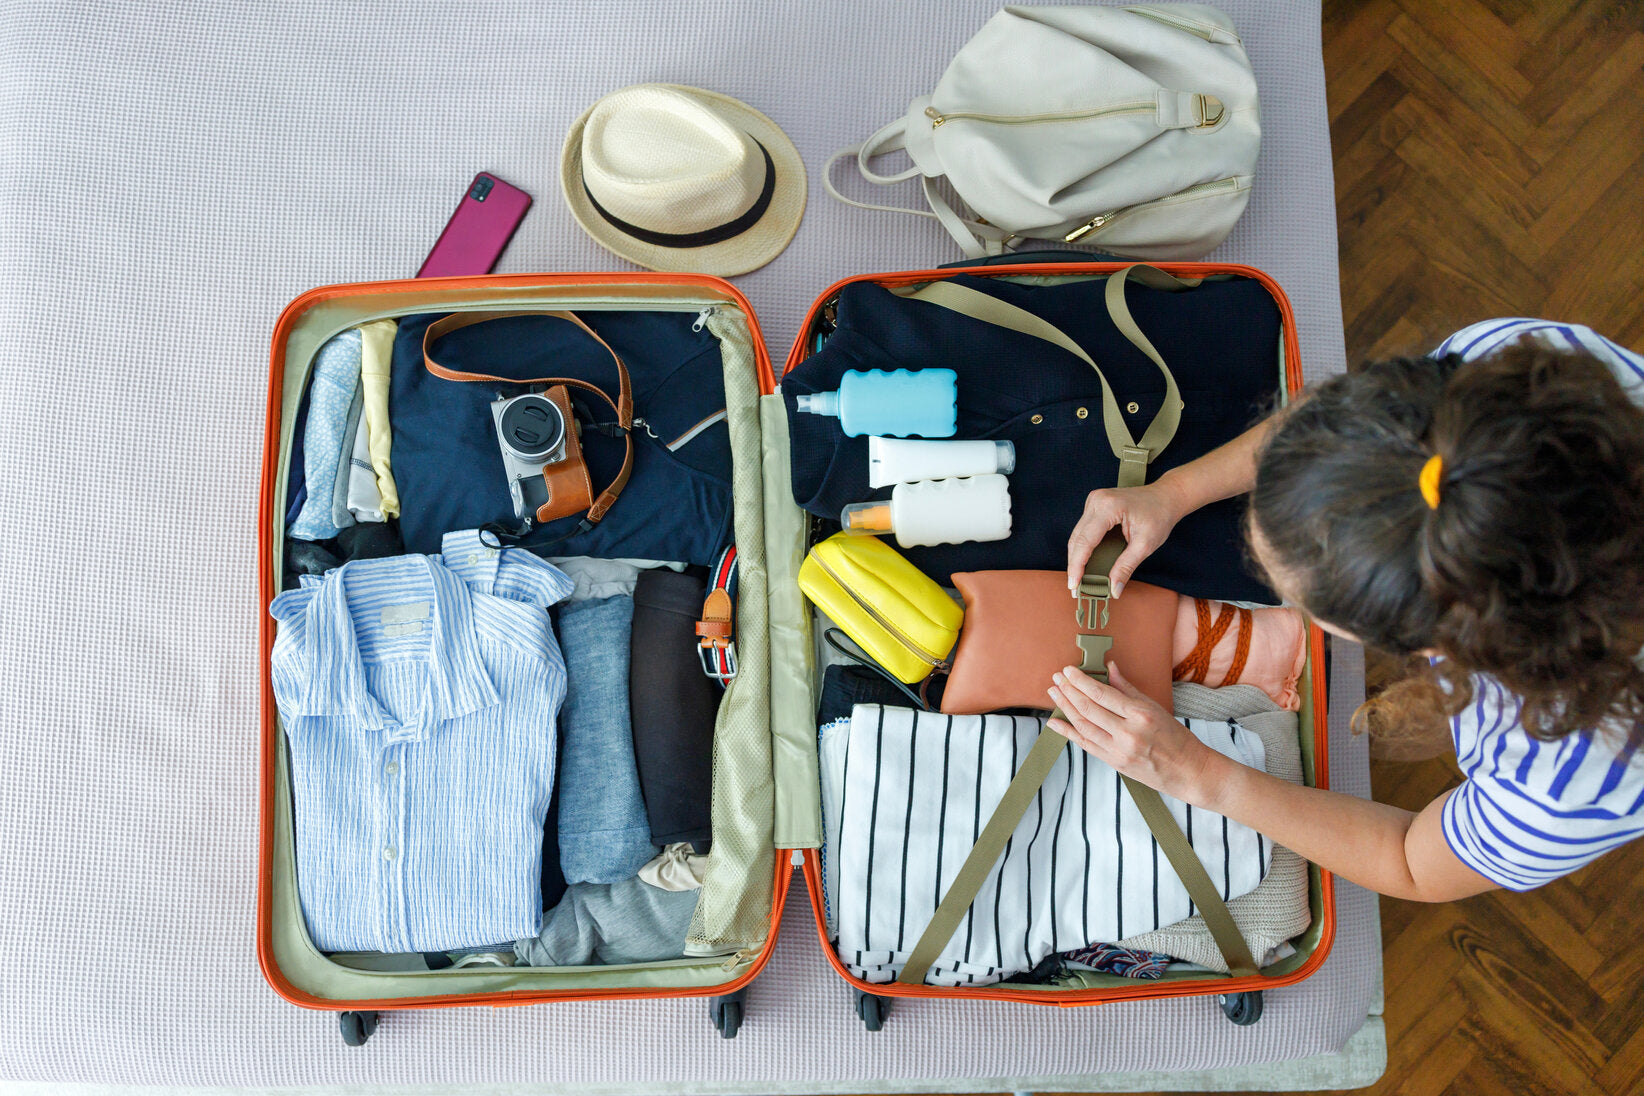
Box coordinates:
[1064,177,1245,242]
[925,101,1152,128]
[812,552,952,670]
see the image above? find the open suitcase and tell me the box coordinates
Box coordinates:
[257,256,1335,1045]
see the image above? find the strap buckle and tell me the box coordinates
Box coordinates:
[1075,574,1112,631]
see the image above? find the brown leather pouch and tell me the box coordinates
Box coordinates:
[536,384,596,523]
[941,570,1176,715]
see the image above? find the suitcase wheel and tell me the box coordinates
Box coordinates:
[338,1010,380,1046]
[1218,990,1264,1026]
[710,988,747,1039]
[853,988,890,1031]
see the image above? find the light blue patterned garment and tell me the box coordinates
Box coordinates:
[270,535,574,952]
[288,328,362,541]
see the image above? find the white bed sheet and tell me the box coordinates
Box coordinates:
[0,0,1380,1087]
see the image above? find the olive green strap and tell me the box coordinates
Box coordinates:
[1119,776,1260,977]
[892,264,1196,488]
[896,722,1073,985]
[893,266,1260,986]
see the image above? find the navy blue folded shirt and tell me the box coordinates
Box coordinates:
[783,274,1282,604]
[391,311,734,564]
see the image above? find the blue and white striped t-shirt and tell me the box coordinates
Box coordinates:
[270,532,574,952]
[1430,319,1644,891]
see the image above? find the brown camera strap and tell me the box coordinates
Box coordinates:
[422,310,634,524]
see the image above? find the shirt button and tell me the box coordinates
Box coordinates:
[383,847,397,861]
[385,761,400,776]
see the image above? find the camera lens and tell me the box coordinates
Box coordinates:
[498,394,565,461]
[470,176,494,201]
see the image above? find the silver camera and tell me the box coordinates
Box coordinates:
[491,392,569,520]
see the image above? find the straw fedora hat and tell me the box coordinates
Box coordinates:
[561,84,806,277]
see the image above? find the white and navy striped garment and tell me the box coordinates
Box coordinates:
[821,705,1272,986]
[270,534,573,952]
[1430,319,1644,890]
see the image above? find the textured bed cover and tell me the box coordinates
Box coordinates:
[0,0,1382,1088]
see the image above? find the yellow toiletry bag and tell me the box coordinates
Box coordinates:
[798,532,963,684]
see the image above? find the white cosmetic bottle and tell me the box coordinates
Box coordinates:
[840,474,1013,548]
[866,436,1016,488]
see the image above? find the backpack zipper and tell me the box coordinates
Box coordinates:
[1124,6,1228,42]
[1064,176,1244,242]
[811,553,952,670]
[926,101,1152,128]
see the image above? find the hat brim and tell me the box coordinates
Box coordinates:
[561,84,806,277]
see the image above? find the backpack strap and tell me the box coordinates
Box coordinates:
[822,115,1013,258]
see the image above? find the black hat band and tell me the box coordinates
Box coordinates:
[583,140,776,249]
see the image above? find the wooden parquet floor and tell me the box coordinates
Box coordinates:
[1314,3,1644,1093]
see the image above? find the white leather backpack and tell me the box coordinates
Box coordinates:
[825,5,1261,260]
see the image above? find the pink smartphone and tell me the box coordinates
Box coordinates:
[417,172,532,278]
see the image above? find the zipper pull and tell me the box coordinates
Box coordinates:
[790,849,805,868]
[1065,212,1113,243]
[720,946,758,972]
[692,307,718,333]
[925,105,946,128]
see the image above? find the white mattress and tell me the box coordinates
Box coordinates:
[0,0,1382,1088]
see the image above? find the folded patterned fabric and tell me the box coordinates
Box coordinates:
[822,704,1273,986]
[1172,597,1307,711]
[1061,942,1173,980]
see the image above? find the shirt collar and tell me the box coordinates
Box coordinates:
[294,555,500,740]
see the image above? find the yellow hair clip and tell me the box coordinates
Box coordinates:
[1418,454,1444,510]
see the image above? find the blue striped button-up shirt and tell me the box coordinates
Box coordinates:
[270,532,573,952]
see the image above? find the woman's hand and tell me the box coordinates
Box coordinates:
[1046,661,1223,806]
[1065,481,1186,597]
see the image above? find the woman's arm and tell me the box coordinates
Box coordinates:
[1046,663,1500,903]
[1067,416,1281,595]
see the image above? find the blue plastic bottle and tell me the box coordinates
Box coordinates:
[794,368,958,437]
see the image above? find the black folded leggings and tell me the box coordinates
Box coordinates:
[628,569,721,852]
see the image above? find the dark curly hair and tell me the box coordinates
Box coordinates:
[1250,340,1644,744]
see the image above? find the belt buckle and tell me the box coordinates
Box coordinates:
[699,639,738,681]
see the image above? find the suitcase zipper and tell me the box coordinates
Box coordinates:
[1064,176,1244,242]
[719,947,759,972]
[925,101,1152,128]
[811,553,952,671]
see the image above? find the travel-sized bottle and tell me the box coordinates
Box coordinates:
[794,368,958,437]
[840,474,1012,548]
[867,436,1015,488]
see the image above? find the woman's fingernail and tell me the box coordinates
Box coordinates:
[1052,671,1064,683]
